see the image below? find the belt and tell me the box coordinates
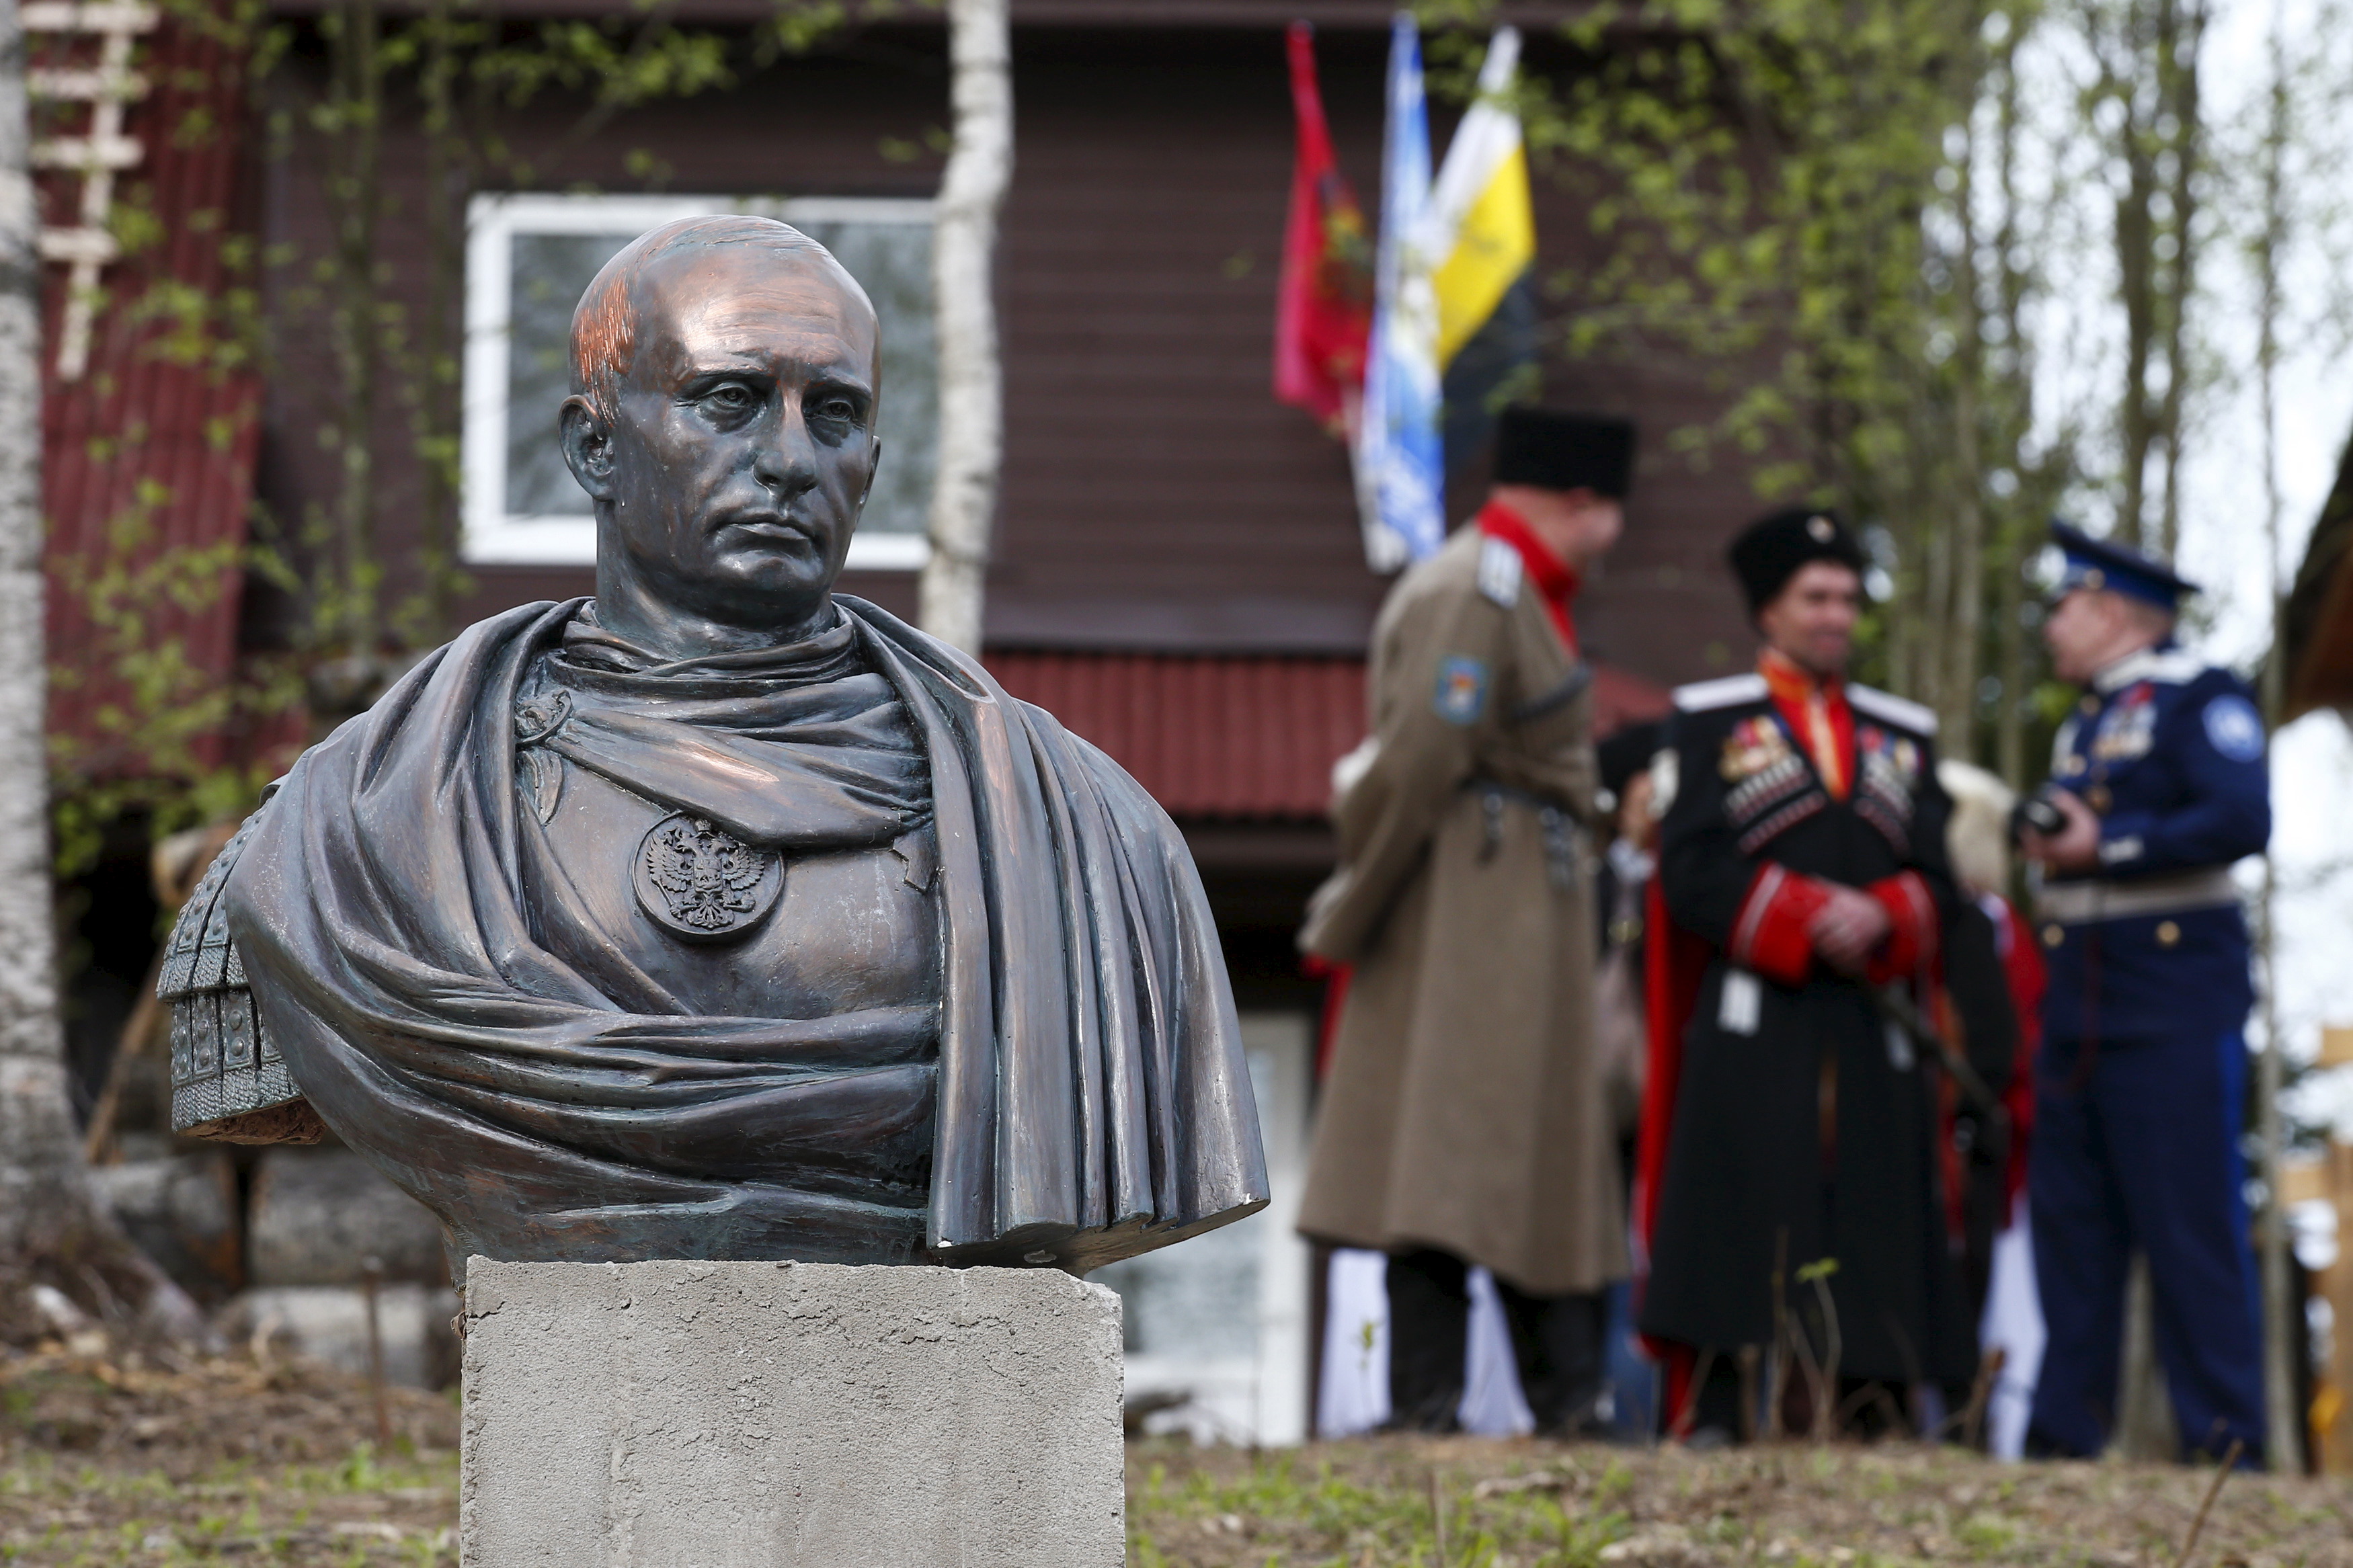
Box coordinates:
[1469,779,1585,891]
[2035,867,2240,925]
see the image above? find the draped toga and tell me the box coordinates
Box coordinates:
[167,595,1267,1276]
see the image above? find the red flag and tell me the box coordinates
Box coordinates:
[1274,21,1373,437]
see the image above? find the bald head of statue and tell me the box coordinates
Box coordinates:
[559,215,883,659]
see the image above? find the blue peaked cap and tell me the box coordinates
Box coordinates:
[2049,520,2197,610]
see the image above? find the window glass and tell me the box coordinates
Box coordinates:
[504,233,619,518]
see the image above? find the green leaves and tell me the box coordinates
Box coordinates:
[47,0,864,880]
[1423,0,2071,768]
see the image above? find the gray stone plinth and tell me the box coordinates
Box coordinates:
[459,1260,1125,1568]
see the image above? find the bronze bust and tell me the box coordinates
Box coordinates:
[160,216,1267,1276]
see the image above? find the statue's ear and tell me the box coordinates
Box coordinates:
[560,397,616,500]
[859,436,881,511]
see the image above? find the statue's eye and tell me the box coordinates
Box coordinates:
[705,384,756,414]
[810,393,859,423]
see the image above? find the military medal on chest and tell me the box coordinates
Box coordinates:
[633,812,784,941]
[2091,684,2156,761]
[1719,716,1796,782]
[1854,723,1923,852]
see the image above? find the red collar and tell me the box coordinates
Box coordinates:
[1758,647,1844,708]
[1758,648,1852,798]
[1476,501,1581,650]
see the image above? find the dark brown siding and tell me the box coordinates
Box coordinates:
[986,27,1765,684]
[254,19,1768,688]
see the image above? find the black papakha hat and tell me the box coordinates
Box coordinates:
[1728,505,1868,616]
[1491,408,1637,498]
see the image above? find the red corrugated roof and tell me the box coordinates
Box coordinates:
[37,5,264,778]
[986,650,1671,820]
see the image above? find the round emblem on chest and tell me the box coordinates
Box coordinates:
[633,813,784,942]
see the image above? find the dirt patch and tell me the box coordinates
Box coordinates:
[1127,1436,2353,1566]
[2,1348,456,1475]
[2,1346,457,1565]
[9,1347,2352,1566]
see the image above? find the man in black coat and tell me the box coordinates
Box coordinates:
[1635,507,1981,1439]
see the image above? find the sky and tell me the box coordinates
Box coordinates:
[2182,0,2353,1137]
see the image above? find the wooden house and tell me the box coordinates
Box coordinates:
[34,0,1777,1438]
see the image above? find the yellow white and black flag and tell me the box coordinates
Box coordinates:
[1414,27,1538,483]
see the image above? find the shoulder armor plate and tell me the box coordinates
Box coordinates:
[1476,536,1523,608]
[160,809,307,1139]
[1848,684,1938,736]
[1673,673,1769,712]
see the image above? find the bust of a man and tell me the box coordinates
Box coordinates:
[161,216,1265,1276]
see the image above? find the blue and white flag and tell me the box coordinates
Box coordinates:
[1353,13,1445,572]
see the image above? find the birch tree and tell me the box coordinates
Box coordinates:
[1508,0,2061,751]
[2081,0,2208,556]
[0,1,199,1344]
[918,0,1011,655]
[2245,0,2309,1473]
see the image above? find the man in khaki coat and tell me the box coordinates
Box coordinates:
[1299,408,1636,1434]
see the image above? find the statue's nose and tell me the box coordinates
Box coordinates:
[752,400,821,497]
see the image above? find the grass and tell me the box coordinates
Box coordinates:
[6,1350,2352,1565]
[1,1347,459,1565]
[1,1444,458,1565]
[1122,1437,2353,1567]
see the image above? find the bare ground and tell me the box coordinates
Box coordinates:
[7,1349,2351,1565]
[1,1348,458,1565]
[1127,1437,2353,1567]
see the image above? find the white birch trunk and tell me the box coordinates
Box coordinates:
[2252,19,2301,1469]
[0,0,73,1212]
[918,0,1010,655]
[0,6,198,1341]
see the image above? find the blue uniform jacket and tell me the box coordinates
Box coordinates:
[2039,645,2269,1044]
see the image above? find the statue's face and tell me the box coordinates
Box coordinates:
[565,243,881,629]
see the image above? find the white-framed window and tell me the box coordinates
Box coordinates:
[461,192,936,571]
[1094,1013,1314,1446]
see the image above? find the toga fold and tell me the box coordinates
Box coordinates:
[193,595,1267,1276]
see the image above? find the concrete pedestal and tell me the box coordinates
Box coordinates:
[459,1260,1125,1568]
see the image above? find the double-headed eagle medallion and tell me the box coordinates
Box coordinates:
[633,813,784,941]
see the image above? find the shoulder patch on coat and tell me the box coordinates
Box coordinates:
[1848,684,1938,736]
[2202,694,2265,761]
[1673,673,1768,712]
[1476,536,1523,608]
[1434,655,1490,725]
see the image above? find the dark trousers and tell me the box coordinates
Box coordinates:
[1675,1354,1912,1444]
[2027,1027,2266,1465]
[1386,1248,1605,1434]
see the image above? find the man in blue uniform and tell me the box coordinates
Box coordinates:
[2020,522,2271,1465]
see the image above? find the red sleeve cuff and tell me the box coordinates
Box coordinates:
[1866,871,1938,982]
[1729,865,1830,985]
